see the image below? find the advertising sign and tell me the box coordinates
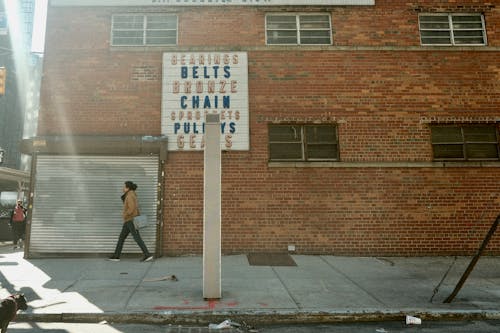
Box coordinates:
[162,52,249,151]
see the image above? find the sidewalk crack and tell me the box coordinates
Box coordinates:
[320,256,387,307]
[62,270,86,292]
[271,267,302,309]
[124,262,155,310]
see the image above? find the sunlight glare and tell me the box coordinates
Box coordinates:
[3,0,29,108]
[32,0,47,54]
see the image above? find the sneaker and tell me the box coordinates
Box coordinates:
[141,255,153,262]
[108,256,120,262]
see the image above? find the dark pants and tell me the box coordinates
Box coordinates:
[113,220,150,257]
[12,221,26,245]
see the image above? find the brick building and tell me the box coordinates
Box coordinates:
[22,0,500,257]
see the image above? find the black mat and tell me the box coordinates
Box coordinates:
[247,253,297,266]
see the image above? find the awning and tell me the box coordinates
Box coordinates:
[0,167,30,192]
[20,135,168,161]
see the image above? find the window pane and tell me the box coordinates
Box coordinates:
[456,38,485,45]
[451,15,485,45]
[299,15,330,29]
[454,30,484,37]
[113,15,144,29]
[452,15,482,23]
[454,30,484,45]
[433,144,464,159]
[421,37,452,45]
[466,144,499,159]
[420,15,449,23]
[266,16,297,30]
[420,30,451,44]
[420,15,450,29]
[431,127,463,143]
[112,30,144,45]
[269,126,302,142]
[463,126,497,142]
[268,30,297,37]
[267,33,298,44]
[146,15,176,29]
[269,125,303,160]
[307,144,338,159]
[453,22,484,29]
[113,30,143,38]
[300,30,331,44]
[298,15,330,44]
[146,30,176,45]
[306,125,336,143]
[146,37,176,45]
[453,15,482,21]
[266,16,298,44]
[454,37,485,45]
[300,37,331,44]
[421,30,451,37]
[270,143,303,160]
[420,23,450,29]
[112,38,143,46]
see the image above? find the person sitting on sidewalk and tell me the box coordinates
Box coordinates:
[9,199,27,250]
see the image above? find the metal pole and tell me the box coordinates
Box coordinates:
[24,153,37,259]
[203,114,221,300]
[444,214,500,303]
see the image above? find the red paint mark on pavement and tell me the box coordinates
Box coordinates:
[153,299,219,311]
[153,299,238,311]
[153,305,211,310]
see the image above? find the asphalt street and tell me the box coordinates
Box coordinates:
[5,320,500,333]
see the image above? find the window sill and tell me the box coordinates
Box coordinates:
[268,161,500,168]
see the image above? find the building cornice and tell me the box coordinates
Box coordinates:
[50,0,375,6]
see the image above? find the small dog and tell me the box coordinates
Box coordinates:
[0,294,28,333]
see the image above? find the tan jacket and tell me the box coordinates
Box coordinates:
[123,190,140,222]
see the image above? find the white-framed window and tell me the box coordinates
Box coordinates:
[269,124,339,161]
[419,13,487,46]
[266,14,332,45]
[111,14,177,46]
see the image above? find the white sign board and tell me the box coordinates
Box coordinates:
[161,52,249,151]
[51,0,375,6]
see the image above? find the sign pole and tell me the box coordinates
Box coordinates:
[203,113,221,299]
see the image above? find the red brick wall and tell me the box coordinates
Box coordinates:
[164,152,500,256]
[40,2,500,255]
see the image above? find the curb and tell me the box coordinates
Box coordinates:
[16,310,500,325]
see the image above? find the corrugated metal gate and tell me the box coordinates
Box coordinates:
[29,155,158,254]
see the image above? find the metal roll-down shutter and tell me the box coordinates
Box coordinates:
[30,155,158,255]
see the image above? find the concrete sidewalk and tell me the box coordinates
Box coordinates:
[1,245,500,325]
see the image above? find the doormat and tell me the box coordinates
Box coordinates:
[247,253,297,266]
